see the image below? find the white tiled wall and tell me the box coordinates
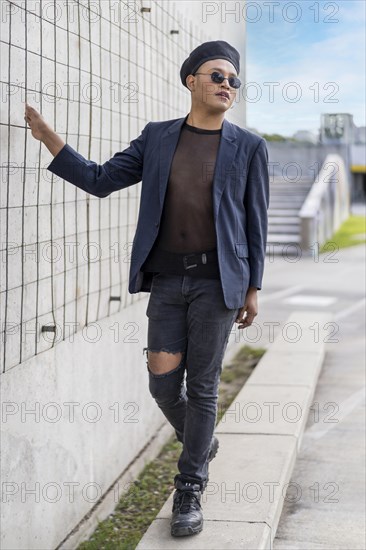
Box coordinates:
[0,1,245,546]
[1,0,245,371]
[1,1,243,350]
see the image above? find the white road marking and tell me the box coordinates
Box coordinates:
[284,295,337,306]
[260,285,304,304]
[302,387,366,447]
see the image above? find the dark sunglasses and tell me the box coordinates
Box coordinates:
[193,70,241,89]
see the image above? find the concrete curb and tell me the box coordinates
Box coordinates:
[136,310,332,549]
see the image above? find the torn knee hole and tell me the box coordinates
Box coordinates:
[147,349,184,375]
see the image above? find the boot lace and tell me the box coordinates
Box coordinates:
[174,490,201,513]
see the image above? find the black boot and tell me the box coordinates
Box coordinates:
[171,480,203,537]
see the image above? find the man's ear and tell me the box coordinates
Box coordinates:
[186,75,194,91]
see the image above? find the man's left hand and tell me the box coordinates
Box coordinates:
[235,287,258,329]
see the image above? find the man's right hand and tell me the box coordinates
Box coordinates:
[24,103,50,141]
[24,103,65,157]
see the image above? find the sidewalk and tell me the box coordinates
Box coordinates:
[136,306,331,549]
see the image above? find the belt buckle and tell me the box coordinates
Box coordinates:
[183,253,198,270]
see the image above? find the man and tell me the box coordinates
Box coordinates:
[24,40,269,538]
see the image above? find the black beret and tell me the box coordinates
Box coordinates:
[180,40,240,89]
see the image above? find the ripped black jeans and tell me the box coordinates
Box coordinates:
[143,273,238,491]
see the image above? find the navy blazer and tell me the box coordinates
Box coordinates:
[47,115,270,309]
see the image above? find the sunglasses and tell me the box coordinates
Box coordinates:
[193,70,241,89]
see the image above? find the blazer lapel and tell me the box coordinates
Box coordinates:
[158,115,188,207]
[211,118,238,220]
[158,115,238,217]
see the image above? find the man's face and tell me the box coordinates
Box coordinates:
[186,59,239,112]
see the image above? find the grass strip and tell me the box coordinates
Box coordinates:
[320,215,366,253]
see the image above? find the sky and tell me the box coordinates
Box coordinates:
[245,0,366,136]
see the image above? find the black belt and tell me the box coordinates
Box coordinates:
[183,250,216,270]
[142,247,220,277]
[159,248,218,270]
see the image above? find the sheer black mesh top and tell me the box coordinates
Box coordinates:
[141,117,222,278]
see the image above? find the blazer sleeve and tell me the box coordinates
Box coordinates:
[46,122,151,198]
[243,138,270,290]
